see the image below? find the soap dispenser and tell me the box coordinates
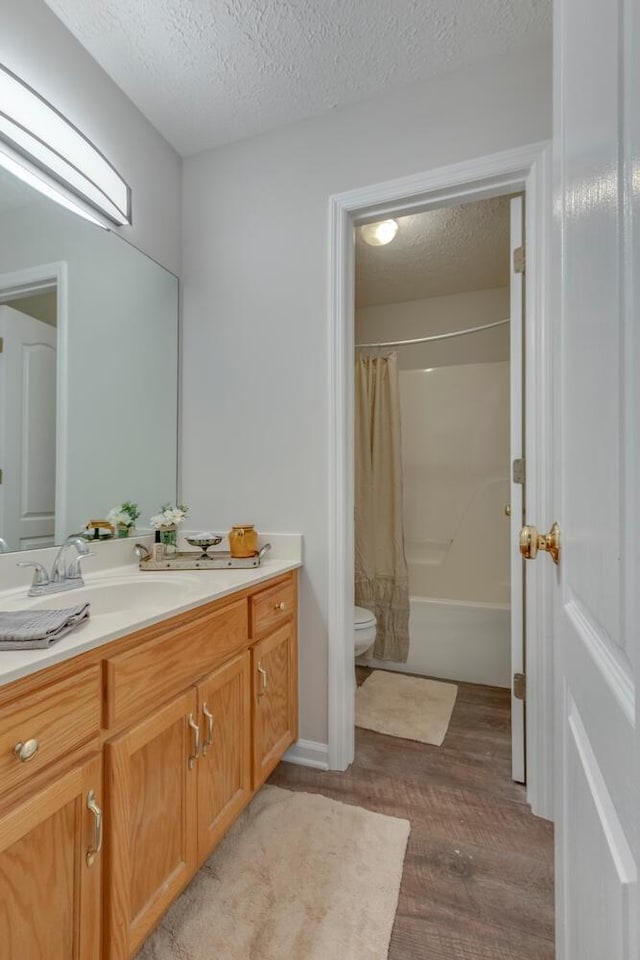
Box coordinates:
[152,530,164,562]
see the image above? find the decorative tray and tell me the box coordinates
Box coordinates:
[139,543,271,571]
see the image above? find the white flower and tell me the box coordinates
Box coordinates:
[107,507,131,527]
[149,504,189,529]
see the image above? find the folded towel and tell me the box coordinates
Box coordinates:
[0,603,91,650]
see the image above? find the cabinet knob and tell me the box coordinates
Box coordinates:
[14,738,39,762]
[274,601,286,611]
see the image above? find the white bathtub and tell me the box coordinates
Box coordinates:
[358,596,511,688]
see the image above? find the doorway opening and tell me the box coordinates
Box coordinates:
[0,262,67,551]
[352,192,525,782]
[327,142,553,820]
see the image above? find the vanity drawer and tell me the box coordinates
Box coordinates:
[0,666,101,797]
[106,598,248,729]
[250,576,296,638]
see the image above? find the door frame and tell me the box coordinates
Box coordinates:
[0,261,69,544]
[327,141,554,820]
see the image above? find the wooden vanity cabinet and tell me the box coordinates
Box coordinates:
[0,753,103,960]
[252,621,298,788]
[196,651,252,861]
[0,569,297,960]
[250,570,299,789]
[105,688,199,960]
[105,652,254,960]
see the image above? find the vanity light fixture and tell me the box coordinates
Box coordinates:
[0,64,131,227]
[360,219,399,246]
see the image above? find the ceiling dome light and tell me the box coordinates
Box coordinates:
[361,219,398,246]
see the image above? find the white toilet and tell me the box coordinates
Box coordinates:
[354,605,377,658]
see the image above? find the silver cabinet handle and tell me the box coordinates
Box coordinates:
[188,713,200,769]
[86,790,103,866]
[14,738,39,762]
[202,703,214,755]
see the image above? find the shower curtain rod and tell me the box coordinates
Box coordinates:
[355,317,509,349]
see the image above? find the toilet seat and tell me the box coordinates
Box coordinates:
[353,605,376,658]
[354,605,376,629]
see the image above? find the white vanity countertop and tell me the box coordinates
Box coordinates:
[0,537,302,688]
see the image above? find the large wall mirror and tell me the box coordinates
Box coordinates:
[0,167,178,554]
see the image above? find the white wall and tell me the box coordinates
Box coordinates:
[181,44,552,746]
[356,287,510,369]
[0,0,181,274]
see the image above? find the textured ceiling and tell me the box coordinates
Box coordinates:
[43,0,551,156]
[356,196,512,307]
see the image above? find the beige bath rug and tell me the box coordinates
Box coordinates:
[356,669,458,746]
[136,785,409,960]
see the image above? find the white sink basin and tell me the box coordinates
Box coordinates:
[8,575,202,617]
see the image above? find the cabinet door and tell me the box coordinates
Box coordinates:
[252,621,298,788]
[197,651,251,862]
[0,753,102,960]
[105,689,198,960]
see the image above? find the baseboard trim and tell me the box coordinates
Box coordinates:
[284,739,329,770]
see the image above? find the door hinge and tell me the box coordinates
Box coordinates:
[0,336,3,353]
[513,672,526,701]
[512,458,526,485]
[513,245,526,274]
[0,468,3,484]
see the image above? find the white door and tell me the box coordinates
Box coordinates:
[509,194,525,783]
[0,305,57,551]
[552,0,639,954]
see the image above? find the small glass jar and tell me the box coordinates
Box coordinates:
[159,524,178,557]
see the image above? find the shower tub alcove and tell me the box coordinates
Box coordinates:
[357,360,512,691]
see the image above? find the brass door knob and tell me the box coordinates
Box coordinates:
[519,522,561,565]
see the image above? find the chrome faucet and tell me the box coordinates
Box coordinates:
[18,536,93,597]
[51,536,92,583]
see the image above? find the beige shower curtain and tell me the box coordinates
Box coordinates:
[355,352,410,662]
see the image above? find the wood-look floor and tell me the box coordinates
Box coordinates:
[270,668,555,960]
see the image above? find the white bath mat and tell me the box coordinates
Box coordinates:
[356,669,458,746]
[136,785,409,960]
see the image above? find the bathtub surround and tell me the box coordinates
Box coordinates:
[360,597,511,688]
[355,287,511,685]
[355,670,458,746]
[355,353,409,662]
[136,785,409,960]
[398,358,510,686]
[400,362,510,604]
